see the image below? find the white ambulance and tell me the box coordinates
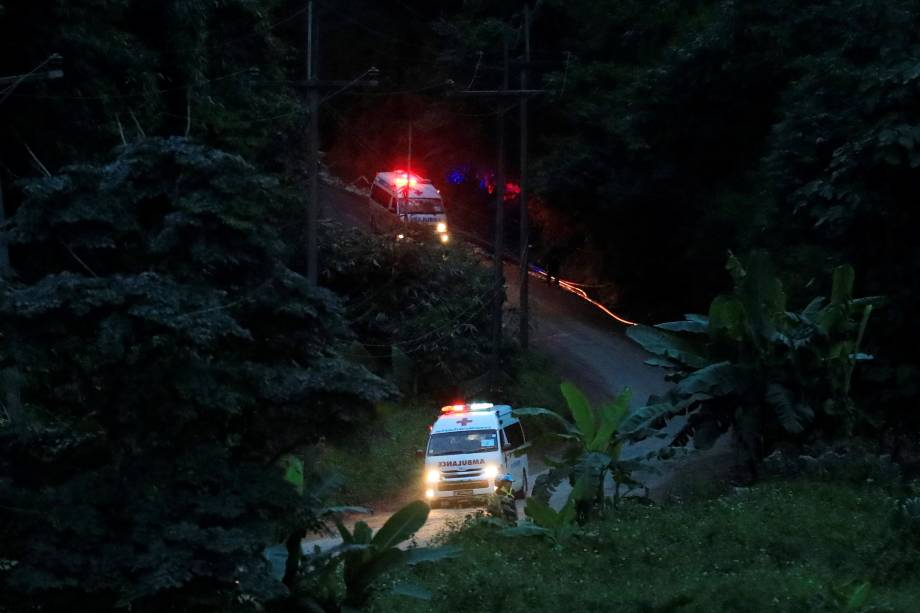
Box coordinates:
[423,402,530,508]
[368,171,450,243]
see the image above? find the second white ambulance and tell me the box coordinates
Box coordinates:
[368,171,450,243]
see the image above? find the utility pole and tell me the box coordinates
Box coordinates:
[306,0,319,286]
[449,21,543,390]
[519,3,531,350]
[488,30,510,390]
[301,7,379,286]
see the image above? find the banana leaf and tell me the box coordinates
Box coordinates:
[370,500,429,551]
[403,545,462,565]
[523,498,560,528]
[561,381,595,442]
[500,522,552,538]
[626,325,709,368]
[513,407,579,435]
[656,317,708,333]
[590,388,631,452]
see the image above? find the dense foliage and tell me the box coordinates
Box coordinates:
[0,0,303,172]
[0,139,390,611]
[393,0,920,441]
[520,0,920,431]
[321,223,493,391]
[627,254,880,472]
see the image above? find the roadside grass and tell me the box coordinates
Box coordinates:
[371,479,920,612]
[319,402,435,505]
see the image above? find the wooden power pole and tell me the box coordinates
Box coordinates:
[519,3,532,350]
[450,19,543,390]
[490,30,510,390]
[301,7,378,287]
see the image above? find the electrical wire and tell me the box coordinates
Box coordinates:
[0,55,59,106]
[6,3,311,102]
[466,51,484,90]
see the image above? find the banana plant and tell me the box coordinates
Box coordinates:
[499,476,590,544]
[625,252,883,471]
[293,500,460,611]
[514,382,660,521]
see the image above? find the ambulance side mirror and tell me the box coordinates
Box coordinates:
[415,449,425,459]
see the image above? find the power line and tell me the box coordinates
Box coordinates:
[4,5,315,102]
[466,51,484,90]
[0,55,62,105]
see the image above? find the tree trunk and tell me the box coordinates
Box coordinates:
[282,529,304,588]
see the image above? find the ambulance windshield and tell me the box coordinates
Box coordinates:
[403,198,444,214]
[427,429,498,456]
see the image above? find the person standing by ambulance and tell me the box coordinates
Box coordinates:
[488,473,517,520]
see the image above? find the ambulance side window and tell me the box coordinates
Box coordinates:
[502,422,525,449]
[370,184,390,207]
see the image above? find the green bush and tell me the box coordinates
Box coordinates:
[320,223,494,391]
[627,254,881,471]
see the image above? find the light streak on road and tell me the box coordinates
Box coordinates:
[527,269,639,327]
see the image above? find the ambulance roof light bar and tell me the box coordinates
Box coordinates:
[440,402,494,413]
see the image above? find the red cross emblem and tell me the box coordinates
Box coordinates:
[456,417,473,426]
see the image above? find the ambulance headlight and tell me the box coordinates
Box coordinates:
[483,465,499,480]
[426,469,440,483]
[425,489,435,499]
[436,222,447,234]
[439,233,450,244]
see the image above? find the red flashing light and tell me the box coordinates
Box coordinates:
[393,171,419,188]
[439,402,494,413]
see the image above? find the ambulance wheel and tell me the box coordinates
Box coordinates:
[515,470,529,500]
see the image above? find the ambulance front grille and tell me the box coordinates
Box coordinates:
[441,468,483,479]
[437,480,489,492]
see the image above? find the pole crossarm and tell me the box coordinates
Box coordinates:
[448,89,544,97]
[295,78,380,89]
